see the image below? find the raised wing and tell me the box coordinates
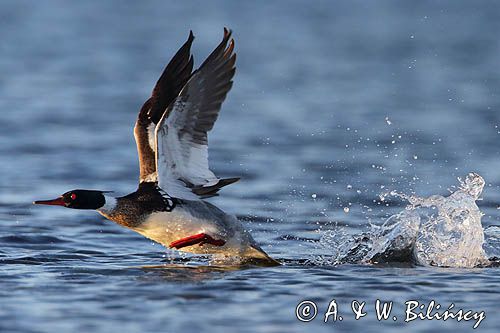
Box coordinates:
[155,28,237,200]
[134,32,194,183]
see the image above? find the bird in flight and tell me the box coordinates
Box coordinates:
[34,28,277,266]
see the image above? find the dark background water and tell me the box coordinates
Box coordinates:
[1,1,499,332]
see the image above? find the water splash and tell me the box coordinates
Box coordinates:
[409,173,488,267]
[483,226,500,259]
[315,173,490,268]
[311,210,420,266]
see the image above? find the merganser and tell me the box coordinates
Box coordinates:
[34,28,277,266]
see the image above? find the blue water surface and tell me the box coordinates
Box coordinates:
[1,1,499,332]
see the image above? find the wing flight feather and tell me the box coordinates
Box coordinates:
[155,28,237,200]
[134,32,194,182]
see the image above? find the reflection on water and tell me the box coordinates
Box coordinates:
[137,264,245,283]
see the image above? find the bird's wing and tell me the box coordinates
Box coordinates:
[155,28,237,200]
[134,32,194,183]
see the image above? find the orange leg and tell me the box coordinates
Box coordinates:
[169,233,226,249]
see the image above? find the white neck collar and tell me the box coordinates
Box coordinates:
[97,195,117,214]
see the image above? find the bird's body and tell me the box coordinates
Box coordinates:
[96,183,271,262]
[34,29,277,265]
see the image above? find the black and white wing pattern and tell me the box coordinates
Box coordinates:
[155,28,237,200]
[134,32,194,183]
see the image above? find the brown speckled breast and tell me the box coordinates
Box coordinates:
[103,182,179,228]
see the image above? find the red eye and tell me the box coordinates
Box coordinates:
[70,193,77,200]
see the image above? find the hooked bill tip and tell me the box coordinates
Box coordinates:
[33,197,66,206]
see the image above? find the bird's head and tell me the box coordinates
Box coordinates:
[34,189,107,210]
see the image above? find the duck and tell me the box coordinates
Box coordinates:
[34,28,278,266]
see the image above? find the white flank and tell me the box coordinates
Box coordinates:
[131,209,247,256]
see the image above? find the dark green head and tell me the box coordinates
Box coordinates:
[34,189,106,210]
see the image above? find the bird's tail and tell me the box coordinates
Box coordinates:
[243,245,280,266]
[191,177,240,198]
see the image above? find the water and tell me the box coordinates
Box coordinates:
[1,1,500,332]
[319,173,492,268]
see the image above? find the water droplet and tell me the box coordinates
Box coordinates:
[311,193,317,199]
[343,207,350,213]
